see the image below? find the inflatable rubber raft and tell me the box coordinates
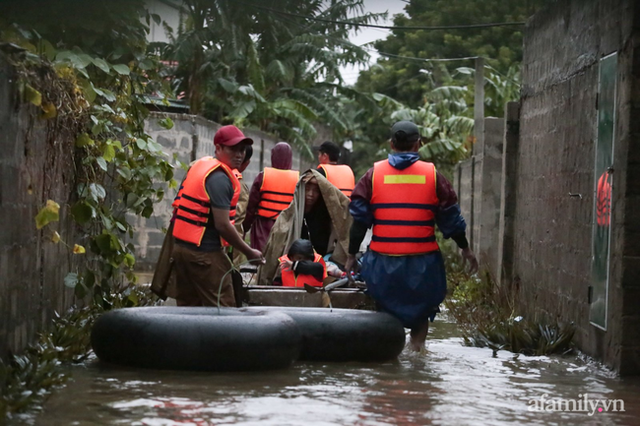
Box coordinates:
[92,306,405,372]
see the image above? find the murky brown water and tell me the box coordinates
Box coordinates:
[18,319,640,426]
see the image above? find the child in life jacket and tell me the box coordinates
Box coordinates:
[277,239,327,287]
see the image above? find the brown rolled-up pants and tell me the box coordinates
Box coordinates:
[171,242,236,307]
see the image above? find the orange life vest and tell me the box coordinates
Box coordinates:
[278,253,326,287]
[172,157,240,246]
[370,159,439,255]
[596,172,612,227]
[318,164,355,198]
[257,167,299,219]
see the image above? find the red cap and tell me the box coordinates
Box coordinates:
[214,125,254,146]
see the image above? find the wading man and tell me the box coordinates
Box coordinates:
[345,121,477,351]
[171,125,264,307]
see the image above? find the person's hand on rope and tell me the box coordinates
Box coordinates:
[461,247,478,274]
[344,254,359,284]
[246,248,265,265]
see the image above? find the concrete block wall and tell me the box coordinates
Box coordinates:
[497,103,521,287]
[0,54,80,360]
[456,159,474,249]
[513,0,638,373]
[478,118,505,280]
[454,117,505,279]
[617,0,640,375]
[133,112,314,271]
[471,155,483,256]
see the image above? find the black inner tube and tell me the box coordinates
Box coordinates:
[91,307,302,372]
[245,307,406,362]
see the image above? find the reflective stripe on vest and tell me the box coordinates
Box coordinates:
[318,164,355,198]
[370,159,439,255]
[257,167,299,219]
[171,157,240,246]
[278,253,326,287]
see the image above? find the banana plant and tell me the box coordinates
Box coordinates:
[454,64,521,118]
[389,85,474,168]
[164,0,383,156]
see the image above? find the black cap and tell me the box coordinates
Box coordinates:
[317,141,341,160]
[390,121,421,142]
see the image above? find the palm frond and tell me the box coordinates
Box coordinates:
[265,59,294,84]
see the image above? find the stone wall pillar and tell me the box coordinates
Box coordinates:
[478,117,505,281]
[497,102,520,286]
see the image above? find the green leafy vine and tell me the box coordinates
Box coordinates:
[1,16,176,303]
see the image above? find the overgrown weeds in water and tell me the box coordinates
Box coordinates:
[0,284,159,421]
[440,238,575,356]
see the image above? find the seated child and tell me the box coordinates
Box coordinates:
[277,239,327,287]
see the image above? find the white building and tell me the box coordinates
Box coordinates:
[145,0,184,44]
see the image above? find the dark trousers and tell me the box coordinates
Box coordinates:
[172,242,236,307]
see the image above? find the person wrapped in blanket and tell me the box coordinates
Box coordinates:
[276,239,327,287]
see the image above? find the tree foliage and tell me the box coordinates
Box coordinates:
[347,0,539,175]
[163,0,383,153]
[356,0,549,108]
[348,63,520,177]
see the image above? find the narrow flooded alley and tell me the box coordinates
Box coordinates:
[3,0,640,425]
[25,319,640,426]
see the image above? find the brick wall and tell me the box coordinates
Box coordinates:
[514,0,637,373]
[0,54,80,360]
[617,0,640,376]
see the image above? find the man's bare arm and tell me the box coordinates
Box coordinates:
[211,207,263,262]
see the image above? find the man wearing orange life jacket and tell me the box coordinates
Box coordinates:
[245,142,298,252]
[171,125,264,307]
[316,141,355,198]
[345,121,478,352]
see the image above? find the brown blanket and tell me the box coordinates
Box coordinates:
[257,169,352,286]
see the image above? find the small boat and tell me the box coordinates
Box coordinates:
[241,284,373,309]
[240,276,375,310]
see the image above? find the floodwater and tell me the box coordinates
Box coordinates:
[21,318,640,426]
